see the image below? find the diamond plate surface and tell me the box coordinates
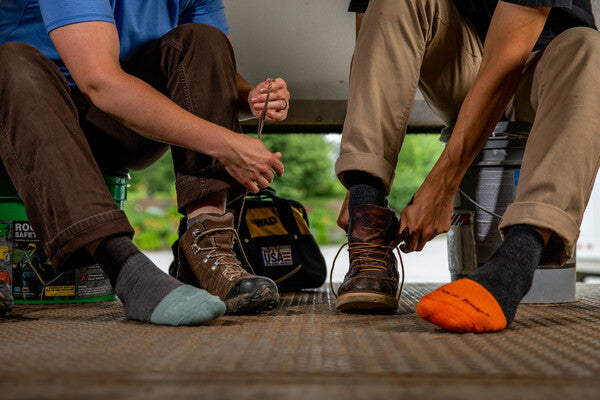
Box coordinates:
[1,284,600,399]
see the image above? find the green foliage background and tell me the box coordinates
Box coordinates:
[125,133,443,249]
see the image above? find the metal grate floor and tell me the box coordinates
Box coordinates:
[2,283,600,399]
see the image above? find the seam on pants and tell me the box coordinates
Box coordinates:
[176,63,194,114]
[0,119,45,221]
[159,38,194,113]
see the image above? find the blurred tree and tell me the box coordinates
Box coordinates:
[124,134,443,248]
[260,134,341,199]
[128,151,175,196]
[388,135,443,211]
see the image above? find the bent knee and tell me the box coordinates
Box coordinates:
[164,23,230,51]
[547,27,600,61]
[0,42,67,92]
[0,42,44,69]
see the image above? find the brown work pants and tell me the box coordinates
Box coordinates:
[0,24,243,272]
[336,0,600,265]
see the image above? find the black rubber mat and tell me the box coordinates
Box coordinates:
[2,284,600,399]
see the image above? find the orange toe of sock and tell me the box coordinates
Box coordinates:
[417,279,507,333]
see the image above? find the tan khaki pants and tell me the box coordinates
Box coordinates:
[336,0,600,264]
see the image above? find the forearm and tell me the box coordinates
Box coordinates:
[425,63,523,194]
[85,70,236,160]
[419,3,550,197]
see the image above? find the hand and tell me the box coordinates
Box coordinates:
[248,78,290,122]
[398,184,454,253]
[220,132,284,193]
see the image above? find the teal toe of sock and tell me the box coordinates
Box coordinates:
[150,285,226,326]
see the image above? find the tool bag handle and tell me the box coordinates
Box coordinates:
[244,187,305,236]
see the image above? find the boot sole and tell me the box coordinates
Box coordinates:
[225,285,280,315]
[336,292,398,312]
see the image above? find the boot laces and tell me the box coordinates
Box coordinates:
[329,241,405,299]
[348,242,395,273]
[191,226,254,279]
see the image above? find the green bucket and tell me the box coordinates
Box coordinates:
[0,175,128,304]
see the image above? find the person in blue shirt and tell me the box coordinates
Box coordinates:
[0,0,291,325]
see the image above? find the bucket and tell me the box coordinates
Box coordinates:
[442,122,576,304]
[0,173,128,304]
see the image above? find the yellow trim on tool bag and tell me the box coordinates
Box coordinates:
[244,206,311,238]
[292,207,311,235]
[245,207,288,237]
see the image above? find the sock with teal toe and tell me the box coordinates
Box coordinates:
[94,235,225,325]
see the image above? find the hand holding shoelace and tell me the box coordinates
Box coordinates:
[248,78,290,122]
[219,132,284,194]
[399,185,453,253]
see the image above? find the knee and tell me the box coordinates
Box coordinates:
[0,43,66,93]
[165,23,232,55]
[0,42,43,74]
[546,28,600,65]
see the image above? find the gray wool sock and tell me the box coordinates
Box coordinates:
[348,184,388,216]
[94,236,225,325]
[345,170,388,217]
[468,224,545,325]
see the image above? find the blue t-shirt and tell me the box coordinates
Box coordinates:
[0,0,230,85]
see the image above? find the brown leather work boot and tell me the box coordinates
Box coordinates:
[336,204,400,312]
[177,213,279,314]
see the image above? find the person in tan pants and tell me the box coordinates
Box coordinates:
[335,0,600,332]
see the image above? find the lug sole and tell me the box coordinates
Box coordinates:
[225,285,280,315]
[336,291,399,311]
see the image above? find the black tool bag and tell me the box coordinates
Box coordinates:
[228,188,327,291]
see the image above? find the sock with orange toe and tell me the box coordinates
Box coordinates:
[417,225,544,332]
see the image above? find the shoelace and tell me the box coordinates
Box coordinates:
[329,241,405,299]
[348,242,396,272]
[234,77,274,237]
[191,226,255,275]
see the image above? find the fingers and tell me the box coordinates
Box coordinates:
[257,77,287,94]
[400,229,439,253]
[251,78,290,121]
[242,179,260,194]
[253,78,288,102]
[254,175,270,189]
[399,208,428,253]
[252,152,284,187]
[270,152,285,176]
[262,168,275,183]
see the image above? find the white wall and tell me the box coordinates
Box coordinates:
[223,0,354,101]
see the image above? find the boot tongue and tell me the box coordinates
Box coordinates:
[349,204,398,244]
[197,213,234,230]
[196,213,236,249]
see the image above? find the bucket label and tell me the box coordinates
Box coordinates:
[451,213,471,226]
[14,222,37,241]
[261,245,293,267]
[45,285,76,297]
[0,220,113,302]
